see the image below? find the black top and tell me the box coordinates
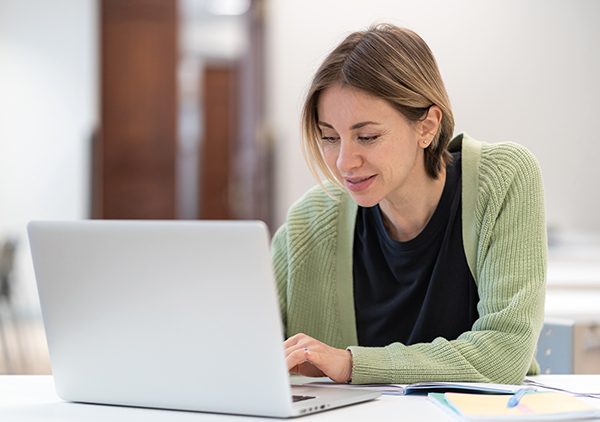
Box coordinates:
[353,152,479,347]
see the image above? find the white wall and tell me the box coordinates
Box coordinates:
[265,0,600,233]
[1,0,598,244]
[0,0,98,308]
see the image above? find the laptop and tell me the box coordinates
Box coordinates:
[27,220,380,418]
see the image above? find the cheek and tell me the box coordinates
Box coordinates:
[321,145,340,171]
[380,142,417,168]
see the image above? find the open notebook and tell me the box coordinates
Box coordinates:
[28,220,380,418]
[429,391,600,421]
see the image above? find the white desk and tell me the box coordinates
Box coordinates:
[0,375,599,421]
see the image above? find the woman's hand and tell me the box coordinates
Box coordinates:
[284,333,353,383]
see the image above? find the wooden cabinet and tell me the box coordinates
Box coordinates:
[94,0,177,219]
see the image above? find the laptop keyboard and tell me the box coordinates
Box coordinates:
[292,395,316,402]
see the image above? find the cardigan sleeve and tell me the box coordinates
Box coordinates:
[270,183,351,343]
[347,142,547,385]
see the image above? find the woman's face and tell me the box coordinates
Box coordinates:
[317,84,429,208]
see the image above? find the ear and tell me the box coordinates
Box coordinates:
[418,105,443,148]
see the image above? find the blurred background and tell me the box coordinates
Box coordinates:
[1,0,599,375]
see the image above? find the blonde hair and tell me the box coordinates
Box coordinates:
[301,24,454,185]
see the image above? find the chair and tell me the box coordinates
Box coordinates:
[0,237,19,373]
[536,318,575,374]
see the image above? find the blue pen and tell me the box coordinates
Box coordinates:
[507,388,528,408]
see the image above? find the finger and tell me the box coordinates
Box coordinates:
[286,349,307,367]
[284,334,316,358]
[284,342,307,358]
[286,347,309,370]
[283,333,307,348]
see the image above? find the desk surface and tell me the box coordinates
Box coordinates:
[1,375,599,421]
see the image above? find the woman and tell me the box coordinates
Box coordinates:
[272,24,547,385]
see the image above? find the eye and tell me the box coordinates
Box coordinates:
[321,136,339,144]
[358,135,379,143]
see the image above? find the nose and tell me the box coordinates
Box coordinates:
[336,139,362,174]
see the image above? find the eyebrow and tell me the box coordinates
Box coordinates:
[317,121,381,130]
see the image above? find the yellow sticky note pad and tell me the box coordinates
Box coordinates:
[445,391,598,419]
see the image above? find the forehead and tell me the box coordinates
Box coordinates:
[316,84,403,126]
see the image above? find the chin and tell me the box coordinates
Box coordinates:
[348,193,380,209]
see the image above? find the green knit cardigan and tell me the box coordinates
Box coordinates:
[271,133,547,385]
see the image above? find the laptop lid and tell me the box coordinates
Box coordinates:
[28,220,379,418]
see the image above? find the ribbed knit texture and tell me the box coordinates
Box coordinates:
[271,133,547,385]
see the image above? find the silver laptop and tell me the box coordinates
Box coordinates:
[27,220,380,418]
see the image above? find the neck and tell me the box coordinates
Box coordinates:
[378,166,447,242]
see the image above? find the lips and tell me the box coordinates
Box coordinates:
[344,175,376,192]
[348,176,371,184]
